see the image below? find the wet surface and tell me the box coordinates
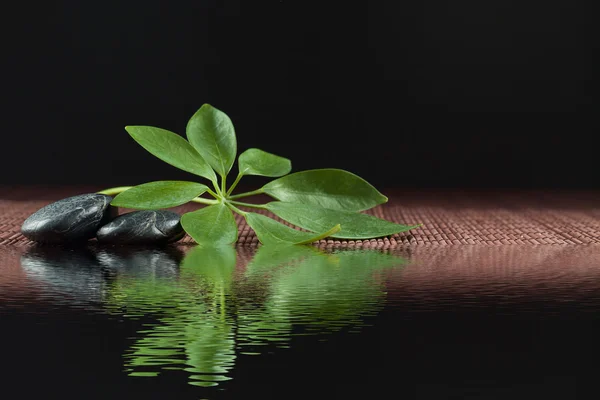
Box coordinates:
[2,244,600,399]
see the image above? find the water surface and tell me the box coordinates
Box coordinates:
[2,244,600,399]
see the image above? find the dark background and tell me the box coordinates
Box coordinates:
[3,1,594,189]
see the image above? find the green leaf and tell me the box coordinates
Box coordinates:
[111,181,209,209]
[238,148,291,178]
[181,203,238,244]
[125,126,217,184]
[266,202,420,239]
[245,212,340,245]
[186,104,237,177]
[261,169,387,212]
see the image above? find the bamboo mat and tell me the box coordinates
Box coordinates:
[1,187,599,247]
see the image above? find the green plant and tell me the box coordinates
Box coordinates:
[99,104,419,245]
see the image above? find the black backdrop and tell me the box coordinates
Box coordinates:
[3,1,594,189]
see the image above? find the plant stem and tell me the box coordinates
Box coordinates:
[98,186,217,205]
[225,201,247,216]
[229,200,268,210]
[220,174,227,196]
[97,186,132,196]
[191,197,219,205]
[226,173,243,197]
[212,179,222,197]
[295,224,341,245]
[206,188,219,199]
[228,188,264,200]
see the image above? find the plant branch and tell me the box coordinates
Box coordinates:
[228,188,265,200]
[191,197,219,205]
[212,179,222,197]
[229,200,268,210]
[220,174,227,196]
[224,201,247,216]
[296,224,341,245]
[206,188,219,199]
[226,173,243,197]
[97,186,132,196]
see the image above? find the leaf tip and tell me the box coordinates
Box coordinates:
[124,126,137,137]
[331,224,342,236]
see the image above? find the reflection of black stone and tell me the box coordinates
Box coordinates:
[20,246,107,303]
[97,210,185,245]
[96,246,184,280]
[23,245,100,264]
[20,245,185,304]
[21,194,115,244]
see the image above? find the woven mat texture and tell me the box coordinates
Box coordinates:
[1,188,599,247]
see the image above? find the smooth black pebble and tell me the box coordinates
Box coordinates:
[96,210,184,244]
[21,194,115,244]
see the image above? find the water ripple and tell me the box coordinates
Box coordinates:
[2,244,406,388]
[5,243,600,393]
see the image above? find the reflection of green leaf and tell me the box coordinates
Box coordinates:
[104,246,406,388]
[245,244,320,276]
[237,248,406,350]
[107,279,181,316]
[106,245,237,387]
[180,244,236,283]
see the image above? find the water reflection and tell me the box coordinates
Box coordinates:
[20,246,184,308]
[104,245,238,386]
[20,246,109,306]
[97,247,183,280]
[237,246,406,348]
[19,244,406,388]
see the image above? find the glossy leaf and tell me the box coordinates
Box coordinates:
[238,148,291,178]
[125,126,217,184]
[186,104,237,177]
[181,203,238,244]
[266,202,420,239]
[245,212,340,245]
[261,169,387,212]
[111,181,209,209]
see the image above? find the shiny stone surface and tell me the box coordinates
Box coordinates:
[20,194,114,244]
[96,210,184,244]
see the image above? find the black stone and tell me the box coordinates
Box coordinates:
[96,210,184,244]
[21,194,115,244]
